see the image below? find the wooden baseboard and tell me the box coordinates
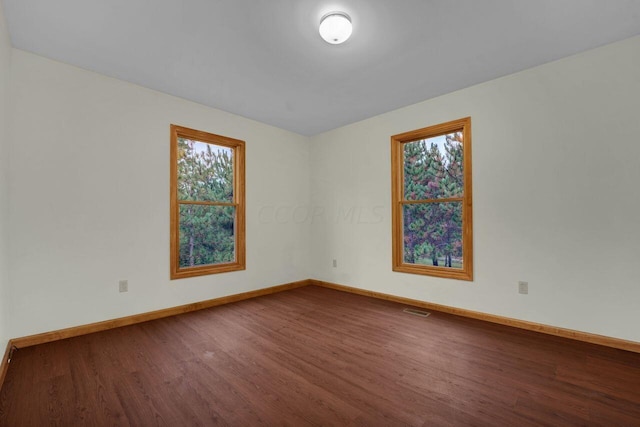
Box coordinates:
[310,279,640,354]
[10,279,311,349]
[7,276,639,356]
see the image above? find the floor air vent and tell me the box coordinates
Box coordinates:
[403,308,430,317]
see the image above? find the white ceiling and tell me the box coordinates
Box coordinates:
[3,1,640,136]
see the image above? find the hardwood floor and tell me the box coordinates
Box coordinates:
[1,286,639,426]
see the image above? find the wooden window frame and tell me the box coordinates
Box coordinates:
[170,124,246,279]
[391,117,473,281]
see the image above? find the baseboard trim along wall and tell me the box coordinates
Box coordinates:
[3,276,638,386]
[9,279,310,350]
[309,279,640,354]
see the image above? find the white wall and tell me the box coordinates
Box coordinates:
[7,50,310,338]
[0,2,12,351]
[310,35,640,342]
[4,32,640,345]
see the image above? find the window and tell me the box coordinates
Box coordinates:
[391,117,473,280]
[170,125,245,279]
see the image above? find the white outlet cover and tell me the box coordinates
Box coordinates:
[518,281,528,294]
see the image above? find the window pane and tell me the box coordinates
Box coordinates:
[402,202,463,268]
[179,204,235,268]
[177,138,234,203]
[403,132,464,200]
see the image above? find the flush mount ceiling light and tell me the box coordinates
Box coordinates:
[319,12,352,44]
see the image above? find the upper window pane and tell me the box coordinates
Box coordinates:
[403,132,464,200]
[178,138,234,203]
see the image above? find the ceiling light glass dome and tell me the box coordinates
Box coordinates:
[319,12,352,44]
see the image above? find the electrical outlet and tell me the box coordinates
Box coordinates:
[119,280,128,293]
[332,259,337,268]
[518,281,528,295]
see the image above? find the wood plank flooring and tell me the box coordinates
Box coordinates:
[1,285,639,426]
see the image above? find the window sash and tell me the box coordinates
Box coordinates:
[391,117,473,281]
[170,125,246,279]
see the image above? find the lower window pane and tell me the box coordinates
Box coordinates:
[402,202,463,268]
[179,204,235,268]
